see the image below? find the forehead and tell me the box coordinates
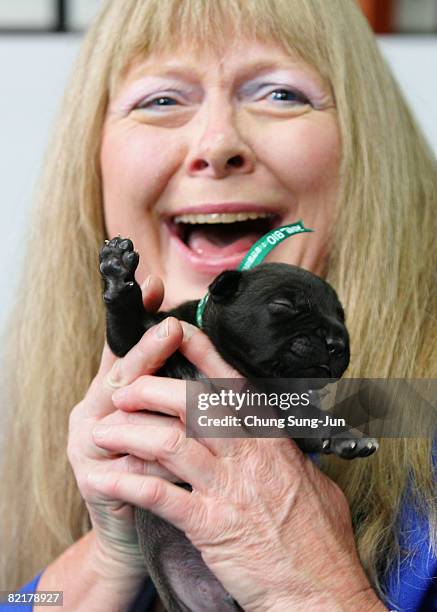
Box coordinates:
[249,267,337,301]
[108,0,334,96]
[116,37,329,93]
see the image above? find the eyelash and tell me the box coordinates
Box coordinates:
[135,87,311,110]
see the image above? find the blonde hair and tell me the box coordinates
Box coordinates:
[0,0,435,606]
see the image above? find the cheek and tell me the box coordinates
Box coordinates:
[100,125,179,213]
[250,115,341,274]
[257,115,341,193]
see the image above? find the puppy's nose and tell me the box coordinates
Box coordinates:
[326,336,346,356]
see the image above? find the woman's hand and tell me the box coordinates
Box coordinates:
[67,275,186,581]
[88,325,385,612]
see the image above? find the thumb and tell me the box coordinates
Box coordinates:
[88,275,165,417]
[97,340,119,377]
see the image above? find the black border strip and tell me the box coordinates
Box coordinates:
[55,0,66,32]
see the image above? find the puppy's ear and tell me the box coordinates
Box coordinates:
[208,270,242,303]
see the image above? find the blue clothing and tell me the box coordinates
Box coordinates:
[382,500,437,611]
[0,571,43,611]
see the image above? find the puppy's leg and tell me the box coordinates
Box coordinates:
[99,236,159,357]
[294,437,330,454]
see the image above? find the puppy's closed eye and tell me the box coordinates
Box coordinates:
[268,299,299,315]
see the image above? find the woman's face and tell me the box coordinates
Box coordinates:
[101,37,340,309]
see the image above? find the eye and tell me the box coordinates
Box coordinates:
[265,87,311,106]
[268,299,299,315]
[135,94,182,111]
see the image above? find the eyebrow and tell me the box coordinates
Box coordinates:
[130,58,321,86]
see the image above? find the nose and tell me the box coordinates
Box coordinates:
[325,335,346,356]
[186,104,255,178]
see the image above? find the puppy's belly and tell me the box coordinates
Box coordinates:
[136,507,239,612]
[162,540,237,611]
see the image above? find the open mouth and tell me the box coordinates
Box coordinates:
[165,210,281,269]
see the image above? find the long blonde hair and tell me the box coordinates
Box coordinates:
[1,0,436,606]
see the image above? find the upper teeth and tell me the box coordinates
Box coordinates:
[173,212,274,224]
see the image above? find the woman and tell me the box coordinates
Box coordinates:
[0,0,436,610]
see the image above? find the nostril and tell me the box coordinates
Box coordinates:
[227,154,244,168]
[326,336,345,356]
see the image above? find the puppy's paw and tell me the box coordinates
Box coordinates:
[99,236,139,304]
[323,437,378,459]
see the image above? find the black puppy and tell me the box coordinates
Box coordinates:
[99,236,377,612]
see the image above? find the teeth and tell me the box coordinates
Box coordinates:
[173,212,275,224]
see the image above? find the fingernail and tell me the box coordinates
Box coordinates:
[106,359,124,388]
[156,317,170,339]
[93,425,112,439]
[181,322,197,341]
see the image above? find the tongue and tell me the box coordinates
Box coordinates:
[187,223,263,258]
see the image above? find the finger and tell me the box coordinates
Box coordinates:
[95,340,119,381]
[99,408,184,430]
[91,410,184,459]
[87,471,199,535]
[176,323,252,455]
[99,453,184,483]
[179,323,241,379]
[84,276,168,414]
[77,340,119,420]
[110,378,228,456]
[141,275,165,312]
[85,317,183,419]
[111,376,186,419]
[105,316,184,389]
[92,424,215,489]
[94,274,164,382]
